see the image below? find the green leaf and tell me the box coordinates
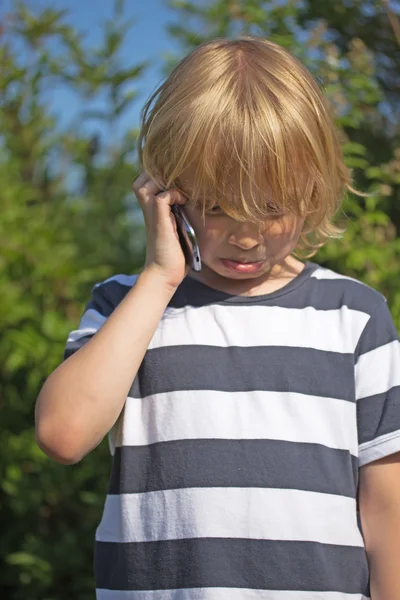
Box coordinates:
[344,156,368,169]
[343,142,367,156]
[365,166,384,179]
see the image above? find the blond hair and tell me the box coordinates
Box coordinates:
[138,36,355,256]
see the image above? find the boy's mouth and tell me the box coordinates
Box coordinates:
[220,258,264,273]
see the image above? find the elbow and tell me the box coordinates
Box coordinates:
[35,422,85,465]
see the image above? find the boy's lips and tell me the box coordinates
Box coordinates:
[220,258,265,273]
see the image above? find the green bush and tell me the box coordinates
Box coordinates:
[1,1,398,598]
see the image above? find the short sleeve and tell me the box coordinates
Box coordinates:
[355,297,400,466]
[63,274,138,361]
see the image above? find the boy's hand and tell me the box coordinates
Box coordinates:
[133,172,188,290]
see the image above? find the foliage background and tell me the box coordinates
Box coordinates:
[0,0,399,598]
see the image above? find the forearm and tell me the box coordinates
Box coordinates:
[363,507,400,599]
[35,268,176,464]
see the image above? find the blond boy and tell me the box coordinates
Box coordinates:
[36,37,400,599]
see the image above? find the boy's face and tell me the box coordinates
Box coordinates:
[185,201,304,282]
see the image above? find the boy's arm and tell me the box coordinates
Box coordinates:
[35,269,176,465]
[35,178,187,465]
[359,451,400,600]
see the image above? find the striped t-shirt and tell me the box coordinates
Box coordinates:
[64,261,400,600]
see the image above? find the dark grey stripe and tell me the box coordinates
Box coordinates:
[86,280,123,317]
[80,265,385,318]
[130,345,355,402]
[357,386,400,445]
[169,262,317,307]
[108,439,358,498]
[354,299,399,357]
[94,537,369,594]
[63,335,93,360]
[171,267,385,314]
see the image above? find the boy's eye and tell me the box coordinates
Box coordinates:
[206,205,223,215]
[266,203,286,218]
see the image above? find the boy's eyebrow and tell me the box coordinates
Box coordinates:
[179,181,284,209]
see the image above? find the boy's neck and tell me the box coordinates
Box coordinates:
[188,255,307,297]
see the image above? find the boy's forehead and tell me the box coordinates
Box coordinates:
[177,163,274,201]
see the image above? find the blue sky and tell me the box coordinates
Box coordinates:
[0,0,183,135]
[1,0,398,140]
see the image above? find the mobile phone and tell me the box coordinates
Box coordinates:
[171,204,202,272]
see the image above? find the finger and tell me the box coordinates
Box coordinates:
[155,189,183,209]
[133,172,187,207]
[157,187,188,207]
[132,171,149,190]
[171,190,188,206]
[132,172,163,198]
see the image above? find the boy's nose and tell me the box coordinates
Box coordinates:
[228,222,263,250]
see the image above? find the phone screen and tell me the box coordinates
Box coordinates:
[171,204,202,272]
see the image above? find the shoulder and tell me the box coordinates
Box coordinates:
[88,273,139,316]
[308,263,387,317]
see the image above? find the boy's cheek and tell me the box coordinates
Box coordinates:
[267,214,304,236]
[197,230,220,259]
[185,204,206,232]
[187,209,222,246]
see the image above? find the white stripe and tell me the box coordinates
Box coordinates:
[359,430,400,466]
[355,340,400,399]
[311,268,367,287]
[66,309,107,343]
[118,390,358,455]
[79,308,107,329]
[93,273,138,289]
[67,275,137,344]
[150,304,369,354]
[96,488,363,548]
[97,590,369,600]
[67,328,95,343]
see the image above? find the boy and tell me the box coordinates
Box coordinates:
[35,37,400,599]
